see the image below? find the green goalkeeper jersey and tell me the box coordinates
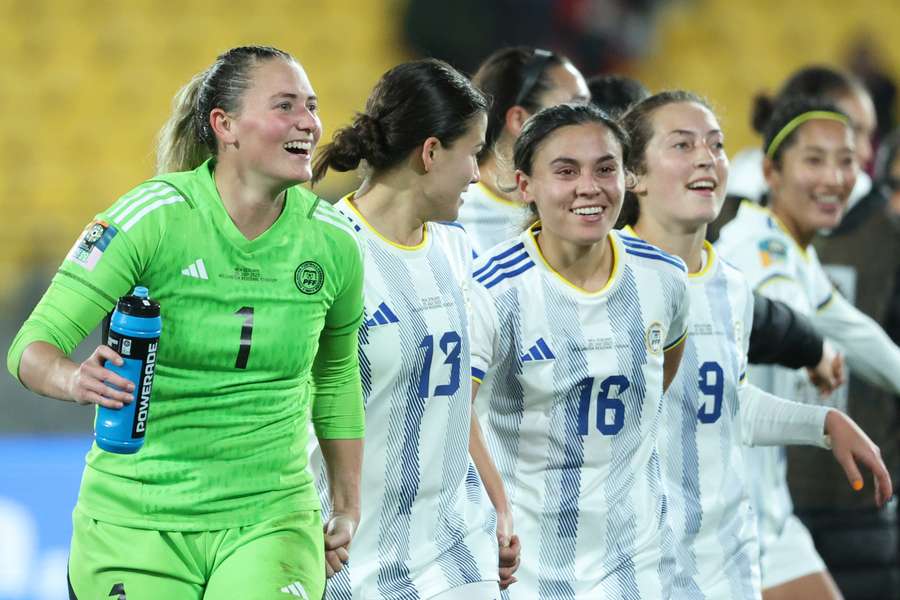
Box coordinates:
[8,159,365,530]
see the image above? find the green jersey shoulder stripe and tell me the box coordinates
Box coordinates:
[107,182,171,219]
[119,195,185,232]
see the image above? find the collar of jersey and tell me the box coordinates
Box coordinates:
[199,158,297,250]
[341,192,429,252]
[476,182,524,208]
[526,221,620,297]
[621,224,716,280]
[742,201,810,261]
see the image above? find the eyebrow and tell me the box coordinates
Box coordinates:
[549,154,617,166]
[270,92,317,102]
[666,129,723,137]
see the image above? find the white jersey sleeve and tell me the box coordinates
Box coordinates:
[469,278,497,385]
[813,288,900,395]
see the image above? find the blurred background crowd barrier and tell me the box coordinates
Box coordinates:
[1,0,899,597]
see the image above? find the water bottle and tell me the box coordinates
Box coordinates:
[95,286,162,454]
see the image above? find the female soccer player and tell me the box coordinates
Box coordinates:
[728,65,877,207]
[457,46,590,255]
[310,58,516,600]
[7,46,364,600]
[470,102,689,599]
[619,91,891,599]
[717,96,900,600]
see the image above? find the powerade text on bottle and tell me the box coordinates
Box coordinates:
[95,286,162,454]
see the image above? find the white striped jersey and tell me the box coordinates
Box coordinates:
[714,202,839,558]
[470,226,690,600]
[622,227,761,599]
[310,196,498,600]
[457,182,532,256]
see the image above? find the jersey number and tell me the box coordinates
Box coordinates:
[417,331,462,397]
[577,375,630,436]
[234,306,254,369]
[697,361,724,423]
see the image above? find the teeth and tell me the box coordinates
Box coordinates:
[687,181,715,190]
[816,196,840,204]
[572,206,604,215]
[284,141,311,151]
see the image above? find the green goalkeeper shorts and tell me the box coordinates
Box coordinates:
[68,507,325,600]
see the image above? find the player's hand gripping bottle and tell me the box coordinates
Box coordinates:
[95,286,161,454]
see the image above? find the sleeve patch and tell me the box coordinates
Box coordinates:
[65,220,118,271]
[757,238,787,267]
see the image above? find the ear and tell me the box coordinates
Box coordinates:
[516,169,536,205]
[630,169,648,197]
[762,155,781,191]
[420,136,441,173]
[210,108,237,146]
[505,105,531,138]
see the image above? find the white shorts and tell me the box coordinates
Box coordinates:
[760,514,827,589]
[428,581,501,600]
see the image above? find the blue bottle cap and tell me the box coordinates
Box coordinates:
[133,286,149,298]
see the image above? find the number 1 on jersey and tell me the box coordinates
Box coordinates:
[234,307,254,369]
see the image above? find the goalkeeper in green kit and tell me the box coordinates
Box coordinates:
[7,46,364,600]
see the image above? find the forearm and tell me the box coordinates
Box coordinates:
[318,438,363,518]
[749,293,823,368]
[311,327,365,439]
[814,293,900,394]
[17,341,78,402]
[469,405,510,513]
[739,383,830,448]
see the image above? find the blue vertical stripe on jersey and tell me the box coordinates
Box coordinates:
[368,243,426,600]
[669,336,705,598]
[535,282,586,600]
[485,291,527,511]
[705,271,758,599]
[426,249,483,588]
[603,265,652,599]
[358,319,373,408]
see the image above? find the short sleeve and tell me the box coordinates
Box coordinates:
[664,275,690,351]
[469,280,498,383]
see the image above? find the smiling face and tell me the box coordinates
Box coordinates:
[766,119,857,236]
[517,121,625,246]
[422,113,487,222]
[223,58,322,185]
[634,102,728,231]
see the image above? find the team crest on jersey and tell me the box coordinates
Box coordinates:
[645,321,664,355]
[758,238,787,267]
[295,261,324,294]
[66,220,118,271]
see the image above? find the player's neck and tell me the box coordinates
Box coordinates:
[353,177,426,247]
[632,215,706,273]
[536,229,614,293]
[479,151,520,203]
[769,198,815,248]
[213,167,286,241]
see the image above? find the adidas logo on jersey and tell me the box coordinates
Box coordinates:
[364,302,399,327]
[521,337,555,362]
[181,259,208,280]
[280,581,310,599]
